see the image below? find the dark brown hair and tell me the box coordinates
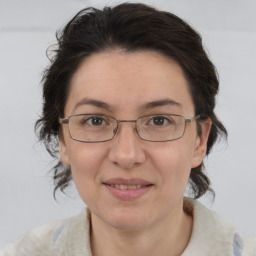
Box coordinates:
[36,3,227,199]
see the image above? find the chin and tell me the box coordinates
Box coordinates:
[102,207,153,231]
[109,218,150,231]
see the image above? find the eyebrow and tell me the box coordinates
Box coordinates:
[140,98,182,110]
[73,98,113,112]
[73,97,181,113]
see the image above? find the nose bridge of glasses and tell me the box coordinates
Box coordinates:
[113,119,138,134]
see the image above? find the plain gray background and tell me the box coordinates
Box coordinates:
[1,0,256,249]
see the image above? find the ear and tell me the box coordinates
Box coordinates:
[191,118,212,168]
[59,138,70,166]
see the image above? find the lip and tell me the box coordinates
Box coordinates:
[103,178,153,201]
[103,178,152,186]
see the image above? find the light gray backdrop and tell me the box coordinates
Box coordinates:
[1,0,256,248]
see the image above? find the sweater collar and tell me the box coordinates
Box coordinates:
[182,199,238,255]
[55,199,239,256]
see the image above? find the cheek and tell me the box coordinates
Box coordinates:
[150,141,195,191]
[66,143,108,195]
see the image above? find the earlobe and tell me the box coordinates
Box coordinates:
[191,119,212,168]
[59,139,70,166]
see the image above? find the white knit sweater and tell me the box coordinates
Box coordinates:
[3,199,256,256]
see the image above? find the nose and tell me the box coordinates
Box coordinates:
[108,122,146,169]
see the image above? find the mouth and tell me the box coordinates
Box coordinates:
[103,178,153,200]
[107,184,150,190]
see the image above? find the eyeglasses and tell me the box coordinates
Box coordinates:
[59,114,201,143]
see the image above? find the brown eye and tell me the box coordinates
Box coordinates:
[152,116,171,126]
[80,116,106,126]
[90,116,104,126]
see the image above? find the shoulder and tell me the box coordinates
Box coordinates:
[3,219,64,256]
[3,209,91,256]
[183,198,256,256]
[242,235,256,256]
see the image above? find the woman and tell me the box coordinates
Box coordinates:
[3,3,256,256]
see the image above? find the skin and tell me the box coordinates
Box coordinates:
[60,50,211,256]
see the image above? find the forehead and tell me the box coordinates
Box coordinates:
[65,50,194,116]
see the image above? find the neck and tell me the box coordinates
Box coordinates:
[90,199,193,256]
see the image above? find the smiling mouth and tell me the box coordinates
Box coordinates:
[102,178,153,200]
[108,184,150,190]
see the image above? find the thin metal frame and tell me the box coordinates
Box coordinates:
[59,113,201,143]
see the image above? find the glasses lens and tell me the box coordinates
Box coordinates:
[68,115,117,142]
[137,114,185,141]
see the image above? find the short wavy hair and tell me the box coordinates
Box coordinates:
[36,3,227,199]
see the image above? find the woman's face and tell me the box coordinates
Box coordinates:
[60,51,210,231]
